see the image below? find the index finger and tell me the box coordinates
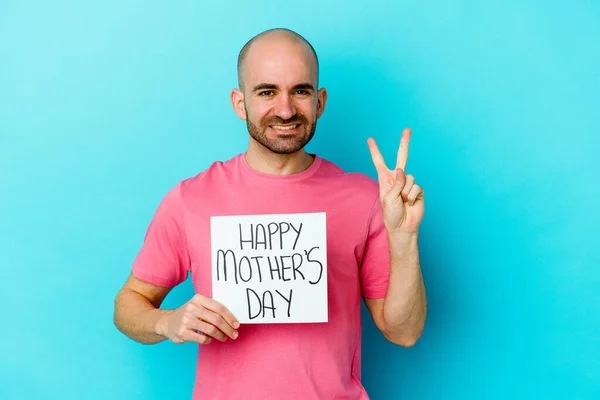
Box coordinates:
[193,294,240,330]
[396,128,412,171]
[367,137,389,176]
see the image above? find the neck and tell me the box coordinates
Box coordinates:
[245,140,315,175]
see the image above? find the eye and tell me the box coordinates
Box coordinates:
[295,90,310,95]
[258,90,274,96]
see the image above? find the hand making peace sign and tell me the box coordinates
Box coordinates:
[368,128,425,234]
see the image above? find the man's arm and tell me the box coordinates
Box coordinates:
[113,273,175,344]
[365,232,426,347]
[365,128,427,347]
[114,273,241,345]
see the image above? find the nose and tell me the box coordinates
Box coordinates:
[274,93,296,121]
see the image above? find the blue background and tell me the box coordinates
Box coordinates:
[1,1,599,399]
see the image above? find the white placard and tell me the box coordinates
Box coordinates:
[211,212,327,324]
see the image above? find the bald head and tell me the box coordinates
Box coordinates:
[237,28,319,91]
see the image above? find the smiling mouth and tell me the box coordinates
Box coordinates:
[270,124,300,131]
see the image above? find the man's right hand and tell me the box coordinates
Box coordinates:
[157,294,240,345]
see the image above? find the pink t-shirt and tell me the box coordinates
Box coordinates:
[132,153,390,400]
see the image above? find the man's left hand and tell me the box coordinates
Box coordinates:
[368,128,425,235]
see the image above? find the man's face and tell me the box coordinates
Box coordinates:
[232,38,327,154]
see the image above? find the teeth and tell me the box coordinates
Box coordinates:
[271,124,298,130]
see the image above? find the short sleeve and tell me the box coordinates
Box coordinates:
[359,197,390,299]
[132,182,190,287]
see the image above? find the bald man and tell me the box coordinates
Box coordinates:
[114,28,427,400]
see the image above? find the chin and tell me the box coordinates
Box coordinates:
[248,124,316,155]
[265,143,306,155]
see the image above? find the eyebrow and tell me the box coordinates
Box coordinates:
[252,82,315,92]
[292,83,315,92]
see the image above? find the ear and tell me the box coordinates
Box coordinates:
[316,87,328,119]
[230,88,247,120]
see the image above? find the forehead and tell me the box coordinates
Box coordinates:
[243,38,317,88]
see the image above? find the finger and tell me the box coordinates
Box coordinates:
[407,184,423,206]
[177,303,218,343]
[401,174,415,201]
[181,330,212,345]
[195,320,228,342]
[367,138,389,176]
[387,168,406,200]
[198,308,239,340]
[396,128,412,171]
[193,294,240,330]
[182,314,227,342]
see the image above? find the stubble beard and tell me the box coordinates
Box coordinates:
[245,105,317,155]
